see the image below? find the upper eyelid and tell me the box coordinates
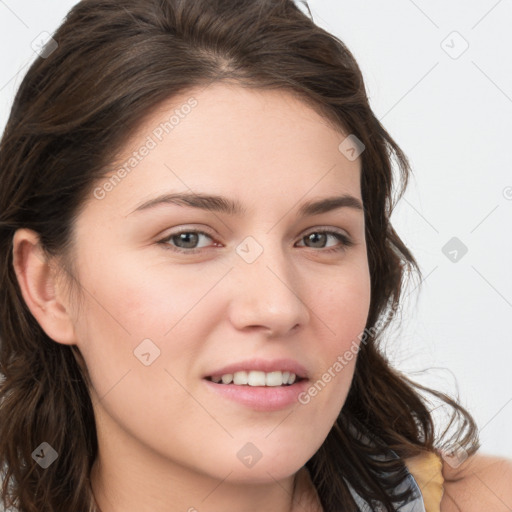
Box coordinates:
[162,225,349,236]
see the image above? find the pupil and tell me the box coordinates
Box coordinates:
[307,233,326,248]
[176,233,198,248]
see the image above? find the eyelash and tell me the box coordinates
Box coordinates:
[157,228,354,255]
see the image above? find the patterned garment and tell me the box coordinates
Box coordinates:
[347,449,445,512]
[347,469,428,512]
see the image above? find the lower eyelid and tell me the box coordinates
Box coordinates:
[160,229,352,252]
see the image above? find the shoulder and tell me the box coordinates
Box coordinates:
[440,453,512,512]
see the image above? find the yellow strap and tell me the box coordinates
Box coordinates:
[404,451,444,512]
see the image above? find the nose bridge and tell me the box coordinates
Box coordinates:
[229,234,310,335]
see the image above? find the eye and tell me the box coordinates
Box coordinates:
[296,230,354,253]
[158,228,354,255]
[159,230,216,253]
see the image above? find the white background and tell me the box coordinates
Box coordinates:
[0,0,510,460]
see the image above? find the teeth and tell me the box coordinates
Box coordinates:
[221,374,233,384]
[233,371,248,385]
[248,371,266,386]
[211,370,298,386]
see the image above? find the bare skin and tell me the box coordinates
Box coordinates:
[441,454,512,511]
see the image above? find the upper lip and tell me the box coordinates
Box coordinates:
[204,358,309,379]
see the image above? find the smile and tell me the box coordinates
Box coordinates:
[206,370,300,386]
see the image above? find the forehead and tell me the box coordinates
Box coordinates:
[87,82,363,217]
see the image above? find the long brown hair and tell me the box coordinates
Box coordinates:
[0,1,479,510]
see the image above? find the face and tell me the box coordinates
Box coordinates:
[67,82,371,484]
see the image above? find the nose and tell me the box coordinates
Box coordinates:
[227,241,311,337]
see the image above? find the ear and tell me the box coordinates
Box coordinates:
[12,228,77,345]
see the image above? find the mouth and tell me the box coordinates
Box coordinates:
[203,370,310,411]
[202,358,310,410]
[204,370,306,387]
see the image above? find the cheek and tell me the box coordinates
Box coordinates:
[70,253,228,388]
[304,264,371,408]
[318,262,372,347]
[73,249,215,334]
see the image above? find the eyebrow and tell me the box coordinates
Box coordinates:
[129,192,364,217]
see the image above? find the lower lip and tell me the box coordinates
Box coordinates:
[203,378,310,412]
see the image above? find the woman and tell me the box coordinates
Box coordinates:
[0,1,510,511]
